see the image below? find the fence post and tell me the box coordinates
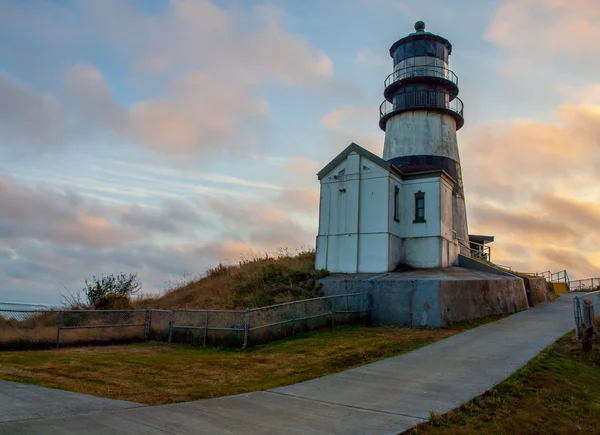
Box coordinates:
[144,307,152,339]
[292,301,296,337]
[168,308,175,343]
[331,297,335,327]
[203,310,209,347]
[242,308,249,349]
[56,311,62,348]
[582,299,595,353]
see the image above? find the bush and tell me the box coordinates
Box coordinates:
[84,273,141,309]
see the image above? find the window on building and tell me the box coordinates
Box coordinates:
[394,186,400,222]
[414,191,426,223]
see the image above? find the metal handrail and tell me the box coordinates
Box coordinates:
[569,278,600,292]
[384,65,458,89]
[457,237,491,261]
[380,90,464,119]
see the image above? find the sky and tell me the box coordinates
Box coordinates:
[1,0,600,304]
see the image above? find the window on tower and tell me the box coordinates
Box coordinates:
[414,191,426,223]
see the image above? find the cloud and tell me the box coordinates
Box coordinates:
[1,0,333,157]
[321,105,384,156]
[284,157,321,176]
[206,197,314,250]
[461,103,600,203]
[278,189,320,215]
[486,0,600,59]
[0,239,259,304]
[0,176,143,248]
[463,101,600,278]
[355,49,389,69]
[67,62,129,137]
[112,201,207,235]
[0,72,67,150]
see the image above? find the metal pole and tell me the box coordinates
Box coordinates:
[203,310,209,346]
[145,307,152,339]
[56,311,62,348]
[243,308,249,348]
[331,297,335,327]
[292,301,296,337]
[168,308,174,343]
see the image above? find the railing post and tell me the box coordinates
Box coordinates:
[144,307,152,339]
[292,301,296,337]
[203,310,209,347]
[168,308,175,343]
[331,297,335,327]
[242,308,249,349]
[582,299,595,353]
[56,311,62,348]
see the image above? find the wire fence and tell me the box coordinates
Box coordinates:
[0,293,366,350]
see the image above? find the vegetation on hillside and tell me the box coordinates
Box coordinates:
[408,331,600,434]
[137,249,328,310]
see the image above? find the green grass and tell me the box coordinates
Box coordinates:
[0,318,504,405]
[408,332,600,434]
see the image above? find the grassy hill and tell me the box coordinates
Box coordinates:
[137,249,328,310]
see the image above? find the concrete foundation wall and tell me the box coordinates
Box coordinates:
[318,269,530,328]
[523,277,550,307]
[439,280,529,325]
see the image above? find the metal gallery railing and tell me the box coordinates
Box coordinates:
[384,65,458,90]
[0,293,366,350]
[380,90,464,120]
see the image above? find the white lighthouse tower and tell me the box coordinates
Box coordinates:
[381,20,468,244]
[315,22,468,273]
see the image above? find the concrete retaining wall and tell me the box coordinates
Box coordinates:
[318,270,530,327]
[522,277,550,307]
[439,280,529,324]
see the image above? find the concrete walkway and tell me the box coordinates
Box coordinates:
[0,295,576,435]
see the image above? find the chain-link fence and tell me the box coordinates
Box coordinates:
[0,293,366,350]
[247,293,365,345]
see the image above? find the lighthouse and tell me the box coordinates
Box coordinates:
[315,22,468,273]
[380,20,469,245]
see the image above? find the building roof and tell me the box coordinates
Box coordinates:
[317,142,456,187]
[317,142,401,180]
[469,234,495,244]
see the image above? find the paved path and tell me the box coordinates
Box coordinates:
[0,295,576,435]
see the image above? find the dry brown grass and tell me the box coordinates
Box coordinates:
[136,249,324,310]
[0,323,485,405]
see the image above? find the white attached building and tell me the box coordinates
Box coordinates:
[315,143,460,273]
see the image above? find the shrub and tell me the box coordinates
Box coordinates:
[84,273,141,309]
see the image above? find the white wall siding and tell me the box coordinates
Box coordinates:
[401,177,441,238]
[440,178,454,241]
[358,233,390,273]
[388,233,404,270]
[405,237,442,268]
[360,176,389,234]
[316,147,460,273]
